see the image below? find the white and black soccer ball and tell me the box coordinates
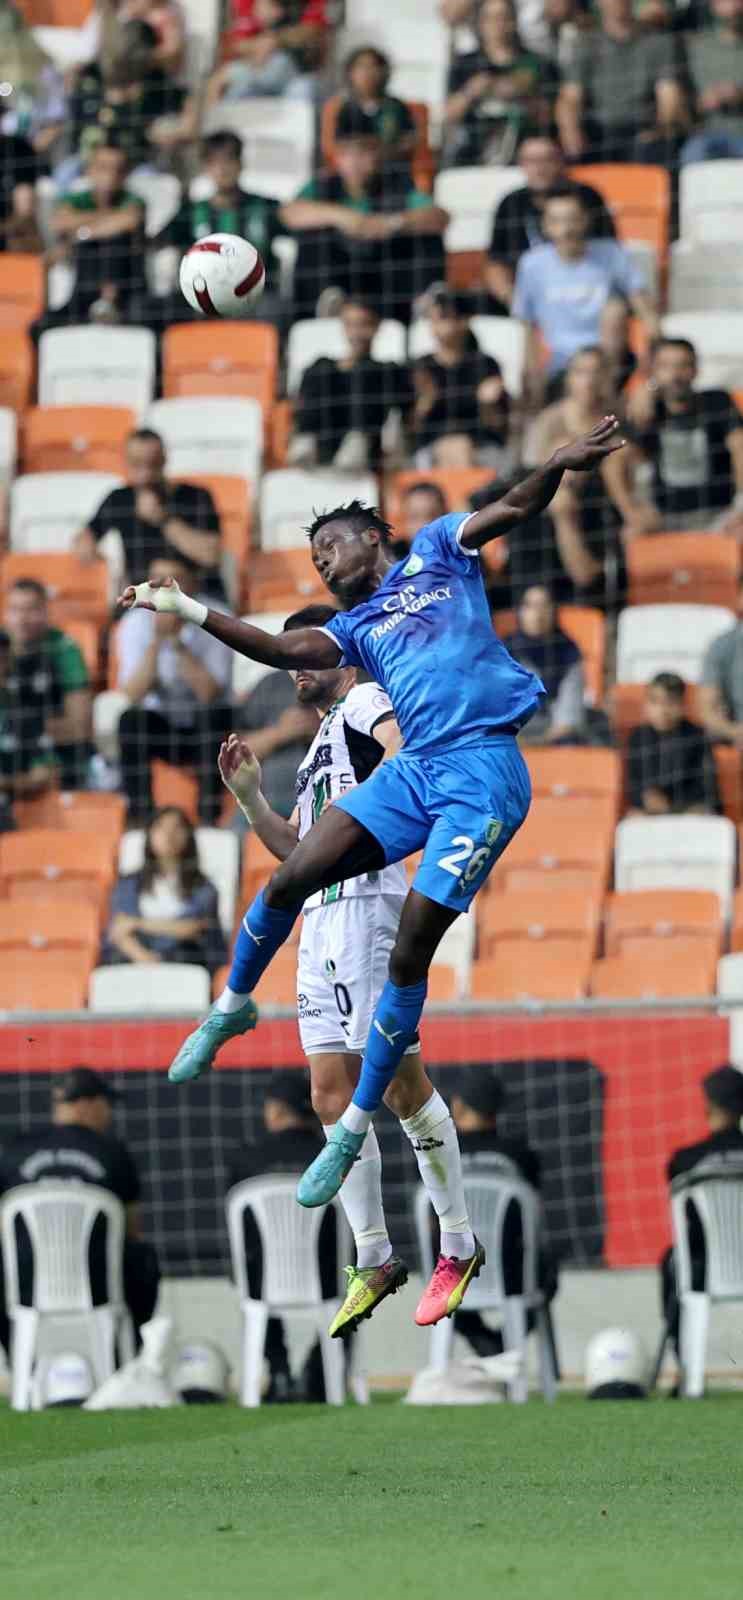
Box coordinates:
[179,232,266,318]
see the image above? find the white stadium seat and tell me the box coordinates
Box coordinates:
[146,397,262,487]
[89,963,211,1015]
[286,318,407,396]
[669,243,743,314]
[260,469,378,551]
[10,472,123,553]
[409,314,526,397]
[616,604,734,684]
[128,172,182,239]
[615,816,736,914]
[203,99,315,203]
[232,613,286,699]
[118,827,238,937]
[661,312,743,390]
[717,954,743,999]
[38,326,156,415]
[0,407,17,486]
[180,0,220,79]
[679,160,743,242]
[435,165,527,248]
[337,20,449,124]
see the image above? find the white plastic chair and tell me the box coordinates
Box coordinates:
[717,954,743,999]
[118,826,238,937]
[128,172,182,239]
[414,1177,559,1403]
[260,469,378,551]
[0,1180,134,1411]
[39,326,156,415]
[408,314,526,398]
[146,397,263,488]
[679,160,743,243]
[89,963,211,1015]
[661,312,743,390]
[0,406,17,485]
[615,815,736,915]
[286,317,407,396]
[435,165,527,245]
[203,100,315,204]
[616,604,735,684]
[10,471,123,553]
[668,242,743,314]
[180,0,220,79]
[226,1177,360,1407]
[672,1176,743,1397]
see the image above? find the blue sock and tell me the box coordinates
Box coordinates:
[351,979,428,1113]
[226,889,299,995]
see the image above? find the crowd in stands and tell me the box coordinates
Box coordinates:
[3,0,743,1009]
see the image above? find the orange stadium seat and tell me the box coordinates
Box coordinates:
[22,406,135,475]
[59,618,101,683]
[247,549,326,614]
[241,828,280,908]
[0,254,44,330]
[0,949,90,1012]
[253,945,300,1006]
[0,830,116,920]
[0,897,100,961]
[151,761,200,824]
[713,745,742,825]
[13,791,126,846]
[590,946,716,999]
[162,323,278,417]
[490,809,613,898]
[387,468,495,524]
[494,605,605,705]
[728,890,743,953]
[16,0,93,23]
[0,553,109,626]
[477,888,601,962]
[427,964,460,1002]
[174,471,251,557]
[568,164,670,257]
[470,944,592,1001]
[0,330,34,412]
[604,890,723,961]
[321,94,434,193]
[527,747,621,815]
[627,532,740,609]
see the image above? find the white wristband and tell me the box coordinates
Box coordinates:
[133,581,207,627]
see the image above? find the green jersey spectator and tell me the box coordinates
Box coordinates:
[157,131,282,295]
[3,579,92,791]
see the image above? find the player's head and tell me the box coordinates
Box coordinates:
[517,584,557,639]
[52,1067,120,1136]
[127,427,166,487]
[650,337,697,401]
[451,1068,505,1131]
[518,134,564,193]
[400,481,448,542]
[147,551,199,596]
[644,671,686,734]
[341,297,380,360]
[284,603,353,707]
[263,1069,314,1133]
[344,45,390,99]
[4,577,48,652]
[306,500,395,605]
[564,346,611,408]
[542,185,589,252]
[703,1064,743,1131]
[333,103,383,187]
[201,130,243,192]
[87,142,130,204]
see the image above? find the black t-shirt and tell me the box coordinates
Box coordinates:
[70,65,185,169]
[88,481,220,586]
[634,389,743,516]
[668,1126,743,1185]
[488,181,615,272]
[159,192,282,291]
[0,133,35,239]
[628,719,719,813]
[412,344,503,450]
[0,1123,140,1206]
[295,355,414,465]
[457,1129,541,1190]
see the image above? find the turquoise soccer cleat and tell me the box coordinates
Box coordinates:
[168,999,258,1084]
[296,1123,365,1207]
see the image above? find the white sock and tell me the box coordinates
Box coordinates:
[400,1090,475,1260]
[215,985,251,1015]
[324,1123,391,1271]
[340,1101,373,1137]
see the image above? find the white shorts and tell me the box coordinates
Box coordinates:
[296,894,413,1057]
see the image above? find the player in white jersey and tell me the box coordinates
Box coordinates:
[219,604,479,1336]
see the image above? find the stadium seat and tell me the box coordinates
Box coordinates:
[495,604,605,706]
[434,165,527,252]
[568,165,670,258]
[162,323,279,418]
[13,791,125,846]
[714,745,743,826]
[172,473,252,606]
[286,317,407,396]
[248,549,326,614]
[0,949,90,1012]
[727,890,743,954]
[0,552,109,626]
[426,964,461,1002]
[490,810,613,898]
[22,406,135,475]
[0,407,17,485]
[0,253,45,330]
[668,241,743,314]
[679,160,743,243]
[322,93,434,191]
[89,963,211,1015]
[232,612,285,700]
[127,171,182,239]
[661,312,743,391]
[260,470,378,551]
[386,468,495,524]
[605,890,723,961]
[0,897,99,961]
[202,98,315,202]
[526,748,621,817]
[409,314,526,399]
[38,326,156,413]
[610,681,699,746]
[615,815,736,913]
[591,947,716,999]
[627,533,739,609]
[146,397,262,486]
[150,761,200,823]
[717,951,743,998]
[180,0,220,78]
[0,830,116,919]
[0,330,33,412]
[119,825,237,936]
[477,888,600,963]
[470,944,592,1001]
[616,604,735,684]
[10,472,123,554]
[370,19,450,121]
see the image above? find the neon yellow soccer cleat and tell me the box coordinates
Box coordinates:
[329,1255,409,1338]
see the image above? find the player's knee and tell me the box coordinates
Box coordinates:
[310,1070,351,1125]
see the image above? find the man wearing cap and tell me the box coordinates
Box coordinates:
[660,1064,743,1360]
[0,1068,160,1357]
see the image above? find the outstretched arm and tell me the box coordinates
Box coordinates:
[117,578,342,669]
[219,735,299,861]
[460,416,626,551]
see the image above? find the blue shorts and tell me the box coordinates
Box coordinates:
[334,735,531,912]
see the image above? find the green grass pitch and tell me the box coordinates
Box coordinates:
[3,1395,743,1600]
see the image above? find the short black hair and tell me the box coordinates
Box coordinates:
[344,45,390,84]
[283,603,338,631]
[201,129,243,163]
[402,480,448,514]
[543,182,587,209]
[10,577,46,603]
[648,671,686,700]
[128,427,164,451]
[652,336,697,364]
[305,500,394,548]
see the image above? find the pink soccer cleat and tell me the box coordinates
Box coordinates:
[414,1238,486,1326]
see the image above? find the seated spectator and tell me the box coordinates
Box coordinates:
[232,672,318,829]
[628,673,720,815]
[334,47,417,172]
[0,626,56,831]
[411,286,517,469]
[504,583,587,743]
[59,19,195,188]
[288,298,413,471]
[75,427,223,597]
[223,0,328,81]
[557,0,688,163]
[207,0,320,102]
[104,805,226,971]
[485,134,615,313]
[116,553,233,823]
[659,1065,743,1374]
[440,0,561,60]
[0,125,42,253]
[33,143,146,340]
[396,481,450,552]
[620,338,743,534]
[699,583,743,748]
[4,577,92,789]
[512,185,657,403]
[279,105,448,324]
[0,1067,161,1353]
[444,1067,557,1360]
[100,0,186,78]
[443,0,556,167]
[682,0,743,164]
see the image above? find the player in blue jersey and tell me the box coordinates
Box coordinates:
[119,415,623,1326]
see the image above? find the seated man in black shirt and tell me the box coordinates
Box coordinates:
[289,297,413,471]
[0,1068,160,1357]
[628,672,720,816]
[411,287,515,470]
[74,427,223,597]
[660,1064,743,1362]
[485,134,615,313]
[33,142,147,341]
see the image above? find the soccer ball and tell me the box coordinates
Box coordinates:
[179,232,266,318]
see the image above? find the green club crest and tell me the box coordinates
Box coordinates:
[403,553,424,577]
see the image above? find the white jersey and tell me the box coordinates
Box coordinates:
[295,682,408,912]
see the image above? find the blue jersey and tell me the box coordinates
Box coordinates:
[321,514,544,756]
